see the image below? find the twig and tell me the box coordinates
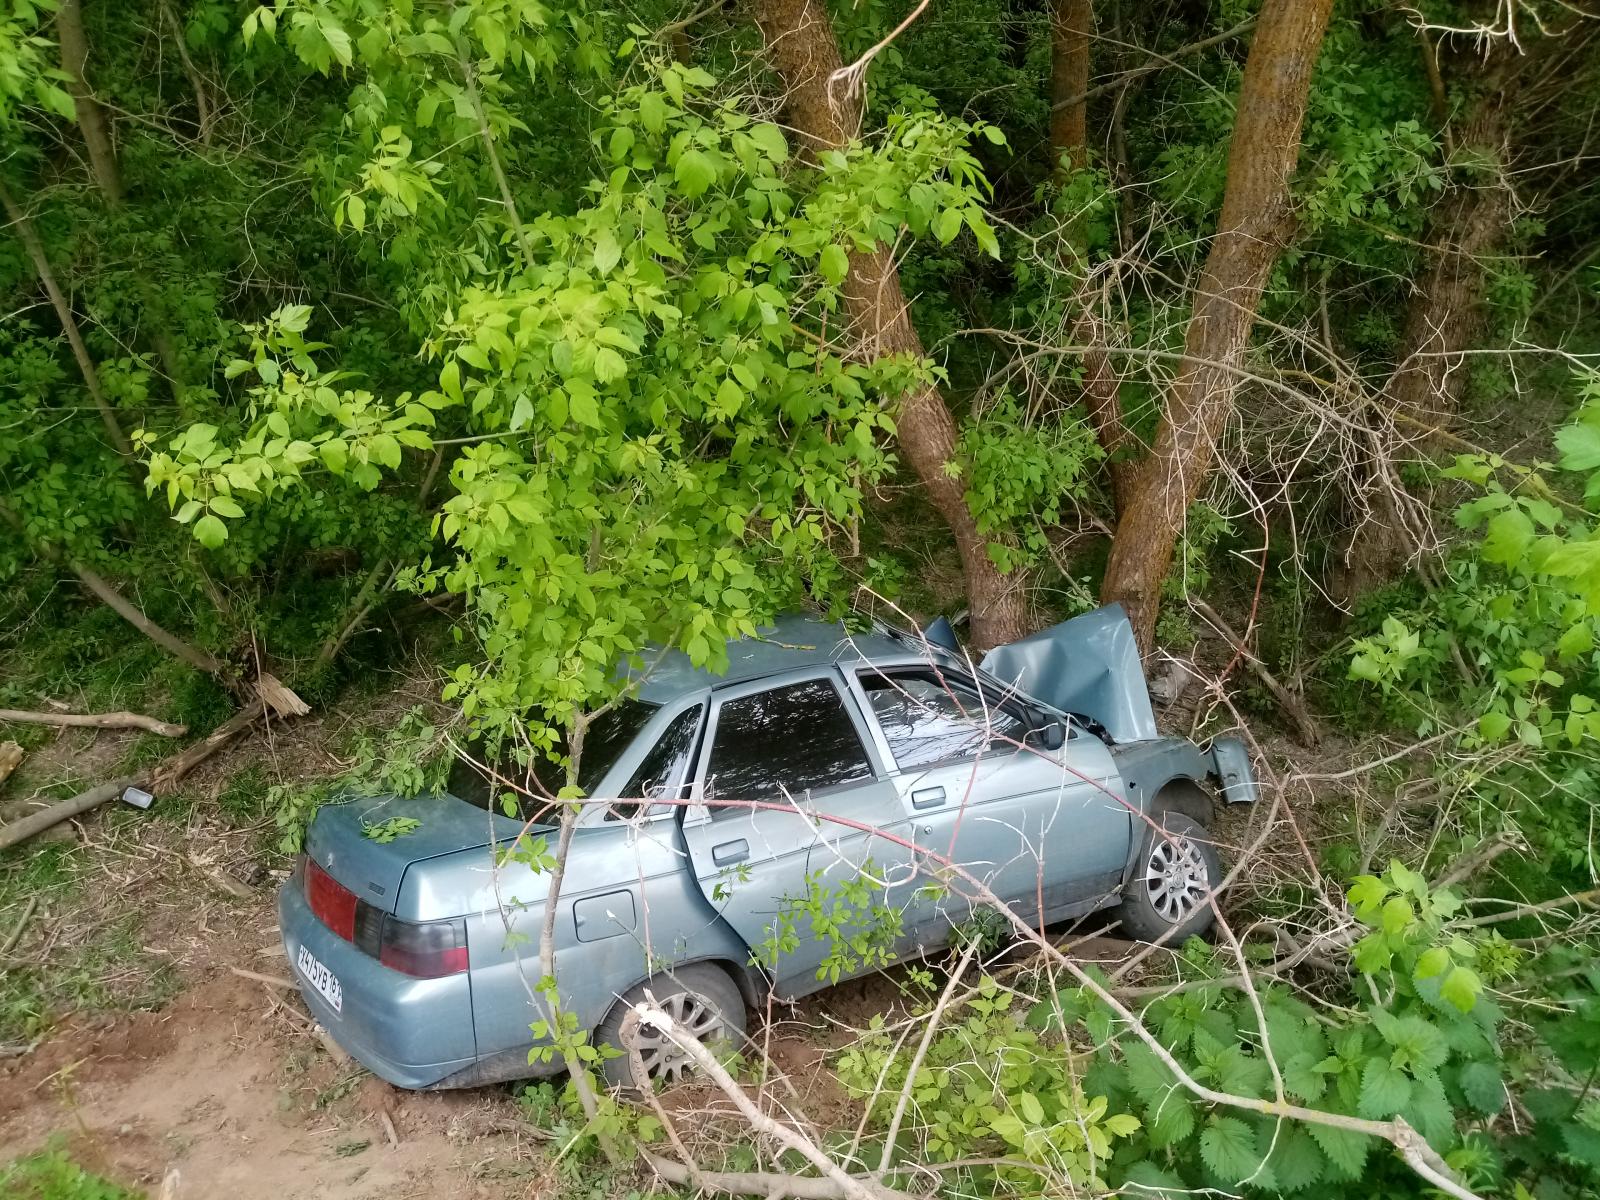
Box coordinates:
[0,708,187,737]
[1433,831,1522,889]
[876,937,979,1174]
[2,896,39,957]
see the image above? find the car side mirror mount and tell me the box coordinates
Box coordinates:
[1040,720,1066,751]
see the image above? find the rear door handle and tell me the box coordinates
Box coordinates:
[712,838,749,865]
[911,786,946,810]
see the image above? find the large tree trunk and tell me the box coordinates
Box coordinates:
[1098,0,1335,651]
[1050,0,1092,176]
[754,0,1031,648]
[57,0,121,204]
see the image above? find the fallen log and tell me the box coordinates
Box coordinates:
[0,776,142,852]
[0,708,188,737]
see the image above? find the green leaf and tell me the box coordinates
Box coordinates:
[1265,1126,1327,1192]
[748,123,789,163]
[964,210,1000,257]
[1556,420,1600,472]
[1282,1052,1327,1103]
[1456,1061,1504,1114]
[194,514,228,549]
[934,207,963,244]
[1477,711,1512,741]
[1358,1058,1411,1119]
[593,347,627,384]
[1017,1091,1044,1124]
[320,438,348,474]
[674,149,718,199]
[1439,964,1481,1012]
[1146,1091,1195,1149]
[1482,507,1535,565]
[819,244,849,286]
[1307,1123,1371,1181]
[209,496,245,519]
[569,383,601,427]
[593,230,621,274]
[1199,1117,1261,1182]
[346,194,366,232]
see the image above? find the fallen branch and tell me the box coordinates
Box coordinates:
[1192,599,1320,745]
[151,699,266,792]
[0,776,142,852]
[0,708,188,737]
[634,1002,916,1200]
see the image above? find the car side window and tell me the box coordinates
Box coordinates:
[607,704,703,820]
[704,678,873,813]
[859,669,1029,770]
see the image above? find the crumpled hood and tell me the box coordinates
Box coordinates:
[978,603,1158,744]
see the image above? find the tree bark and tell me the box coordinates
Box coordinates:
[1098,0,1335,651]
[753,0,1031,648]
[0,180,136,466]
[57,0,122,204]
[1050,0,1093,176]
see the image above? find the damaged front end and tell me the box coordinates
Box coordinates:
[972,603,1258,805]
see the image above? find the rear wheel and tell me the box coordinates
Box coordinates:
[1113,811,1221,943]
[595,963,746,1089]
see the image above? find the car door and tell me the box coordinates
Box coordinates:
[679,670,915,997]
[846,665,1128,948]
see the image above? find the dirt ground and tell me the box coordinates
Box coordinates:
[0,886,546,1199]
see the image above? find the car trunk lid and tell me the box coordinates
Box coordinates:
[305,793,510,914]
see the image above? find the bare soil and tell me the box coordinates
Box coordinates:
[0,888,540,1199]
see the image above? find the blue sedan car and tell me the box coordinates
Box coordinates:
[278,605,1255,1089]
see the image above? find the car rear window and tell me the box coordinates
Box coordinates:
[448,700,659,818]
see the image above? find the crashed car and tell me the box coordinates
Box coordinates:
[279,604,1256,1089]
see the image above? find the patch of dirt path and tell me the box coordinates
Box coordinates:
[1,912,539,1199]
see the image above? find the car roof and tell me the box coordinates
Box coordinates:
[624,612,935,705]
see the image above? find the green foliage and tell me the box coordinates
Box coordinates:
[0,1144,142,1200]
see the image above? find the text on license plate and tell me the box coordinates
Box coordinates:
[296,945,343,1013]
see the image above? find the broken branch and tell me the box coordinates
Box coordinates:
[0,708,188,737]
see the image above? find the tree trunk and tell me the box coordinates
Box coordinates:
[753,0,1031,648]
[57,0,121,204]
[1050,0,1092,176]
[1098,0,1334,651]
[1336,98,1516,597]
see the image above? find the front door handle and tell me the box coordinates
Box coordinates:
[712,838,749,866]
[911,786,946,810]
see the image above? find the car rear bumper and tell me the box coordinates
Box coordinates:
[277,878,479,1089]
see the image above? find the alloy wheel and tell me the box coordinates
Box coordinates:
[1143,831,1210,923]
[631,989,727,1084]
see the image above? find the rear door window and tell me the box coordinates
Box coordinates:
[704,678,873,813]
[608,704,704,820]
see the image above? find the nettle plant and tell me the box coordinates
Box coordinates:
[145,10,1009,748]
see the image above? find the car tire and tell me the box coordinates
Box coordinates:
[595,963,747,1089]
[1112,811,1222,943]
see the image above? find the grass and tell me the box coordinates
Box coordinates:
[0,1144,142,1200]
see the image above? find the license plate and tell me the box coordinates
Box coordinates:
[296,945,343,1013]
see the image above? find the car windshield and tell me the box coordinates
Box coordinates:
[447,700,659,820]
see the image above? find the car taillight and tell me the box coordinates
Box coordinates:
[378,916,469,979]
[305,857,356,941]
[300,856,467,979]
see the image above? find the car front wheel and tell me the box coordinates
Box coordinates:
[595,963,747,1089]
[1113,810,1222,943]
